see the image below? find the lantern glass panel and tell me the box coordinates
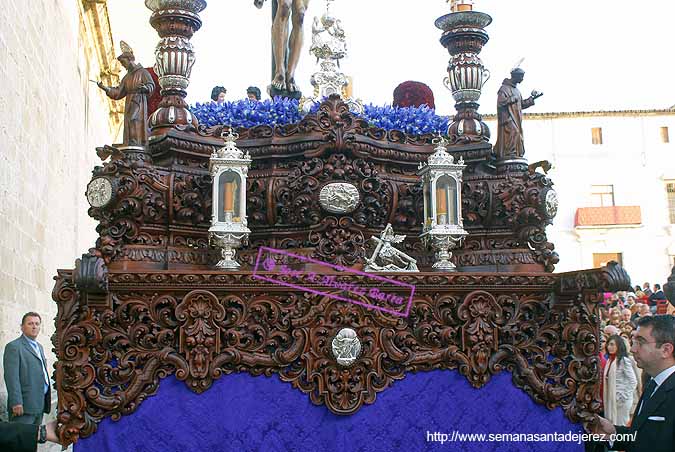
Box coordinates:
[424,182,432,226]
[436,176,458,225]
[217,172,242,222]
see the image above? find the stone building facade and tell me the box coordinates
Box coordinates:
[485,109,675,287]
[0,0,119,421]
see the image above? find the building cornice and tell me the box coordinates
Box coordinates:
[483,109,675,121]
[79,0,123,136]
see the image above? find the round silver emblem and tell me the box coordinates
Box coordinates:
[545,189,558,219]
[319,183,360,214]
[86,177,114,208]
[331,328,362,367]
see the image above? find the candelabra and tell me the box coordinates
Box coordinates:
[436,1,492,144]
[145,0,207,133]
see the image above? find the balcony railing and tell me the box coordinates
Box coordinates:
[574,206,642,227]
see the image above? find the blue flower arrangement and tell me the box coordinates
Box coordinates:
[362,104,448,136]
[192,98,449,136]
[192,97,303,129]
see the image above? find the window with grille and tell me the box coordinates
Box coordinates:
[666,182,675,223]
[591,127,603,145]
[590,185,614,207]
[661,127,670,143]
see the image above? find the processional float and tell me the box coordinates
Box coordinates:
[54,0,630,447]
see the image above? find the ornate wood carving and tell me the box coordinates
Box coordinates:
[176,290,225,392]
[85,96,559,272]
[54,96,615,446]
[52,263,628,445]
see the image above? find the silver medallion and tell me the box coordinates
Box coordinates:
[86,177,114,208]
[545,189,558,219]
[319,183,359,214]
[331,328,361,367]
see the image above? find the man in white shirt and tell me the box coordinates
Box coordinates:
[592,315,675,451]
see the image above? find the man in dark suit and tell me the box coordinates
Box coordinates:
[642,282,653,297]
[592,315,675,452]
[648,284,667,313]
[0,420,58,451]
[3,312,51,425]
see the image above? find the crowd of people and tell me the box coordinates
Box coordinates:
[598,283,674,424]
[593,311,675,451]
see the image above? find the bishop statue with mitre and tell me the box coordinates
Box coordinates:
[97,41,155,147]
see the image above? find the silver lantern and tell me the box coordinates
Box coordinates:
[209,129,251,269]
[417,137,468,271]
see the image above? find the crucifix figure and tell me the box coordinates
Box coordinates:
[255,0,310,98]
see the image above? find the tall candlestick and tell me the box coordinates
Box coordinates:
[436,187,448,214]
[451,0,474,12]
[224,182,235,213]
[436,187,448,226]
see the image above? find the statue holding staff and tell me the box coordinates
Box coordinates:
[96,41,155,147]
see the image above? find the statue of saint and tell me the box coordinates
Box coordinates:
[494,68,543,160]
[97,41,155,147]
[255,0,310,97]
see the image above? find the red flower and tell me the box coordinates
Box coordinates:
[393,81,435,109]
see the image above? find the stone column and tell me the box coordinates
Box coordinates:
[145,0,207,134]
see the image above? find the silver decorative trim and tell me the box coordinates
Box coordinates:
[421,229,468,272]
[418,137,469,271]
[145,0,207,13]
[434,11,493,31]
[209,130,251,270]
[300,0,363,114]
